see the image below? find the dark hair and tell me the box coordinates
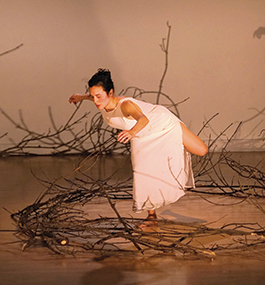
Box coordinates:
[88,68,114,94]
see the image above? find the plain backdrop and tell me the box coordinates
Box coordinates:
[1,0,264,152]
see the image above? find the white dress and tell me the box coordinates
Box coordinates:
[101,98,194,212]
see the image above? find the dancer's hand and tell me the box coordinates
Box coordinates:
[69,94,84,105]
[117,130,134,144]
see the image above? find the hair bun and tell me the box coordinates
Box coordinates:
[88,68,114,93]
[97,68,110,75]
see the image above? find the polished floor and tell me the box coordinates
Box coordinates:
[0,152,265,285]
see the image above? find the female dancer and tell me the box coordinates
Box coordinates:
[69,69,208,227]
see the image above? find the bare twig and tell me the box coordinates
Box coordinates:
[0,43,23,57]
[157,21,171,105]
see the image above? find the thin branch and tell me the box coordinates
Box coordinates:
[157,21,171,104]
[0,43,23,57]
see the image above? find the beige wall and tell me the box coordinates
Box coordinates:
[1,0,264,151]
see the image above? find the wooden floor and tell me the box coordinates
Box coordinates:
[0,152,265,285]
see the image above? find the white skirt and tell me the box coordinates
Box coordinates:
[130,105,194,212]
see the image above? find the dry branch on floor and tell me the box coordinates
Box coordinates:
[9,174,265,259]
[7,128,265,258]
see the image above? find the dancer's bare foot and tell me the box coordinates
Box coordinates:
[138,211,158,229]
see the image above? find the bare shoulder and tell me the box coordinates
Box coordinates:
[120,98,142,117]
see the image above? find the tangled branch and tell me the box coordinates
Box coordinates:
[9,174,265,259]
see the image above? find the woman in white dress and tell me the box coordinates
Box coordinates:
[69,69,208,227]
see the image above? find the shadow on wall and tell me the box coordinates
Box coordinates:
[253,26,265,39]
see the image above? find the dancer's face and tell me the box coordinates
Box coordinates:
[89,85,112,110]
